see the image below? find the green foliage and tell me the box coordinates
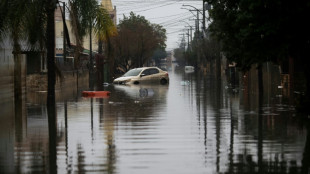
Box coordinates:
[69,0,98,38]
[0,0,8,38]
[68,0,116,68]
[112,12,167,71]
[173,48,186,65]
[152,48,167,66]
[151,23,167,49]
[206,0,310,71]
[93,7,116,42]
[24,1,47,49]
[1,0,114,65]
[184,50,197,66]
[0,0,55,52]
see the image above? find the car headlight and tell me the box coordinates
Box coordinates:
[118,79,131,84]
[124,79,132,83]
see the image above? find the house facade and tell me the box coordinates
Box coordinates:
[101,0,117,26]
[0,1,117,94]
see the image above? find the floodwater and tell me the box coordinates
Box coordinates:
[0,64,309,174]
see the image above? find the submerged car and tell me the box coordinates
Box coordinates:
[113,67,169,85]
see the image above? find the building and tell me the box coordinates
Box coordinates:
[101,0,117,26]
[54,0,117,68]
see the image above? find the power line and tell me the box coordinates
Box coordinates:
[114,0,201,13]
[146,12,189,20]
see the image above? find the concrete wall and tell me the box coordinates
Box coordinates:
[26,70,89,92]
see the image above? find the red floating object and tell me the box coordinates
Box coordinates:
[82,91,111,98]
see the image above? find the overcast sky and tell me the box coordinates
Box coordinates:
[111,0,206,51]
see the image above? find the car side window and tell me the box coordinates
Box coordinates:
[142,68,159,76]
[142,69,151,76]
[150,68,159,75]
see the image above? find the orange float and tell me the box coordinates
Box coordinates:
[82,91,111,98]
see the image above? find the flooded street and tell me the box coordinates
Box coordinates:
[0,64,309,174]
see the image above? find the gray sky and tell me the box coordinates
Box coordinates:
[111,0,205,51]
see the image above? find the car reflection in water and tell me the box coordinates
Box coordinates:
[112,84,168,100]
[107,84,169,122]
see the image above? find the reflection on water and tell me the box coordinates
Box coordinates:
[0,64,309,173]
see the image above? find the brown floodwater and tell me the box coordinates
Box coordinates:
[0,64,309,174]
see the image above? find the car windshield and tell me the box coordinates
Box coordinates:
[122,68,143,77]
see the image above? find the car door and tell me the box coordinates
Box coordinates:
[148,68,160,83]
[140,69,152,83]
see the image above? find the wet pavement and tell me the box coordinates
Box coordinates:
[0,64,309,173]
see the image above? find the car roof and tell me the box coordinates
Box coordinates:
[136,67,160,70]
[128,67,164,72]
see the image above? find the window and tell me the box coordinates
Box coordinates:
[150,68,159,75]
[142,68,159,76]
[123,68,143,77]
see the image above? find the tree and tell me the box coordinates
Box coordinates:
[0,0,52,101]
[207,0,310,112]
[69,0,97,69]
[112,12,166,72]
[94,6,117,53]
[93,6,117,83]
[69,0,116,85]
[152,48,167,67]
[1,0,116,99]
[173,47,186,66]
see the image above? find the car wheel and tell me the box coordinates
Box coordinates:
[160,78,167,85]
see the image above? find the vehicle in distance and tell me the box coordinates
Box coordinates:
[185,66,195,73]
[113,67,169,85]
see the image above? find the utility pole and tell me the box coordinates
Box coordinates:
[189,9,199,33]
[196,10,200,34]
[182,5,203,35]
[202,0,206,32]
[62,2,66,61]
[185,26,193,51]
[181,20,193,43]
[179,33,186,52]
[187,26,193,43]
[89,18,94,90]
[187,28,190,51]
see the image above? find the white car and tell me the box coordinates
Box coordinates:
[185,66,195,73]
[113,67,169,85]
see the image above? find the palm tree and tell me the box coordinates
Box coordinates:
[94,6,116,53]
[93,5,117,84]
[1,2,115,172]
[1,0,116,96]
[68,0,116,88]
[69,0,116,86]
[1,1,47,100]
[1,1,57,171]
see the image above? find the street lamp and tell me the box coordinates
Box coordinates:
[182,4,209,32]
[182,5,203,15]
[182,5,203,33]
